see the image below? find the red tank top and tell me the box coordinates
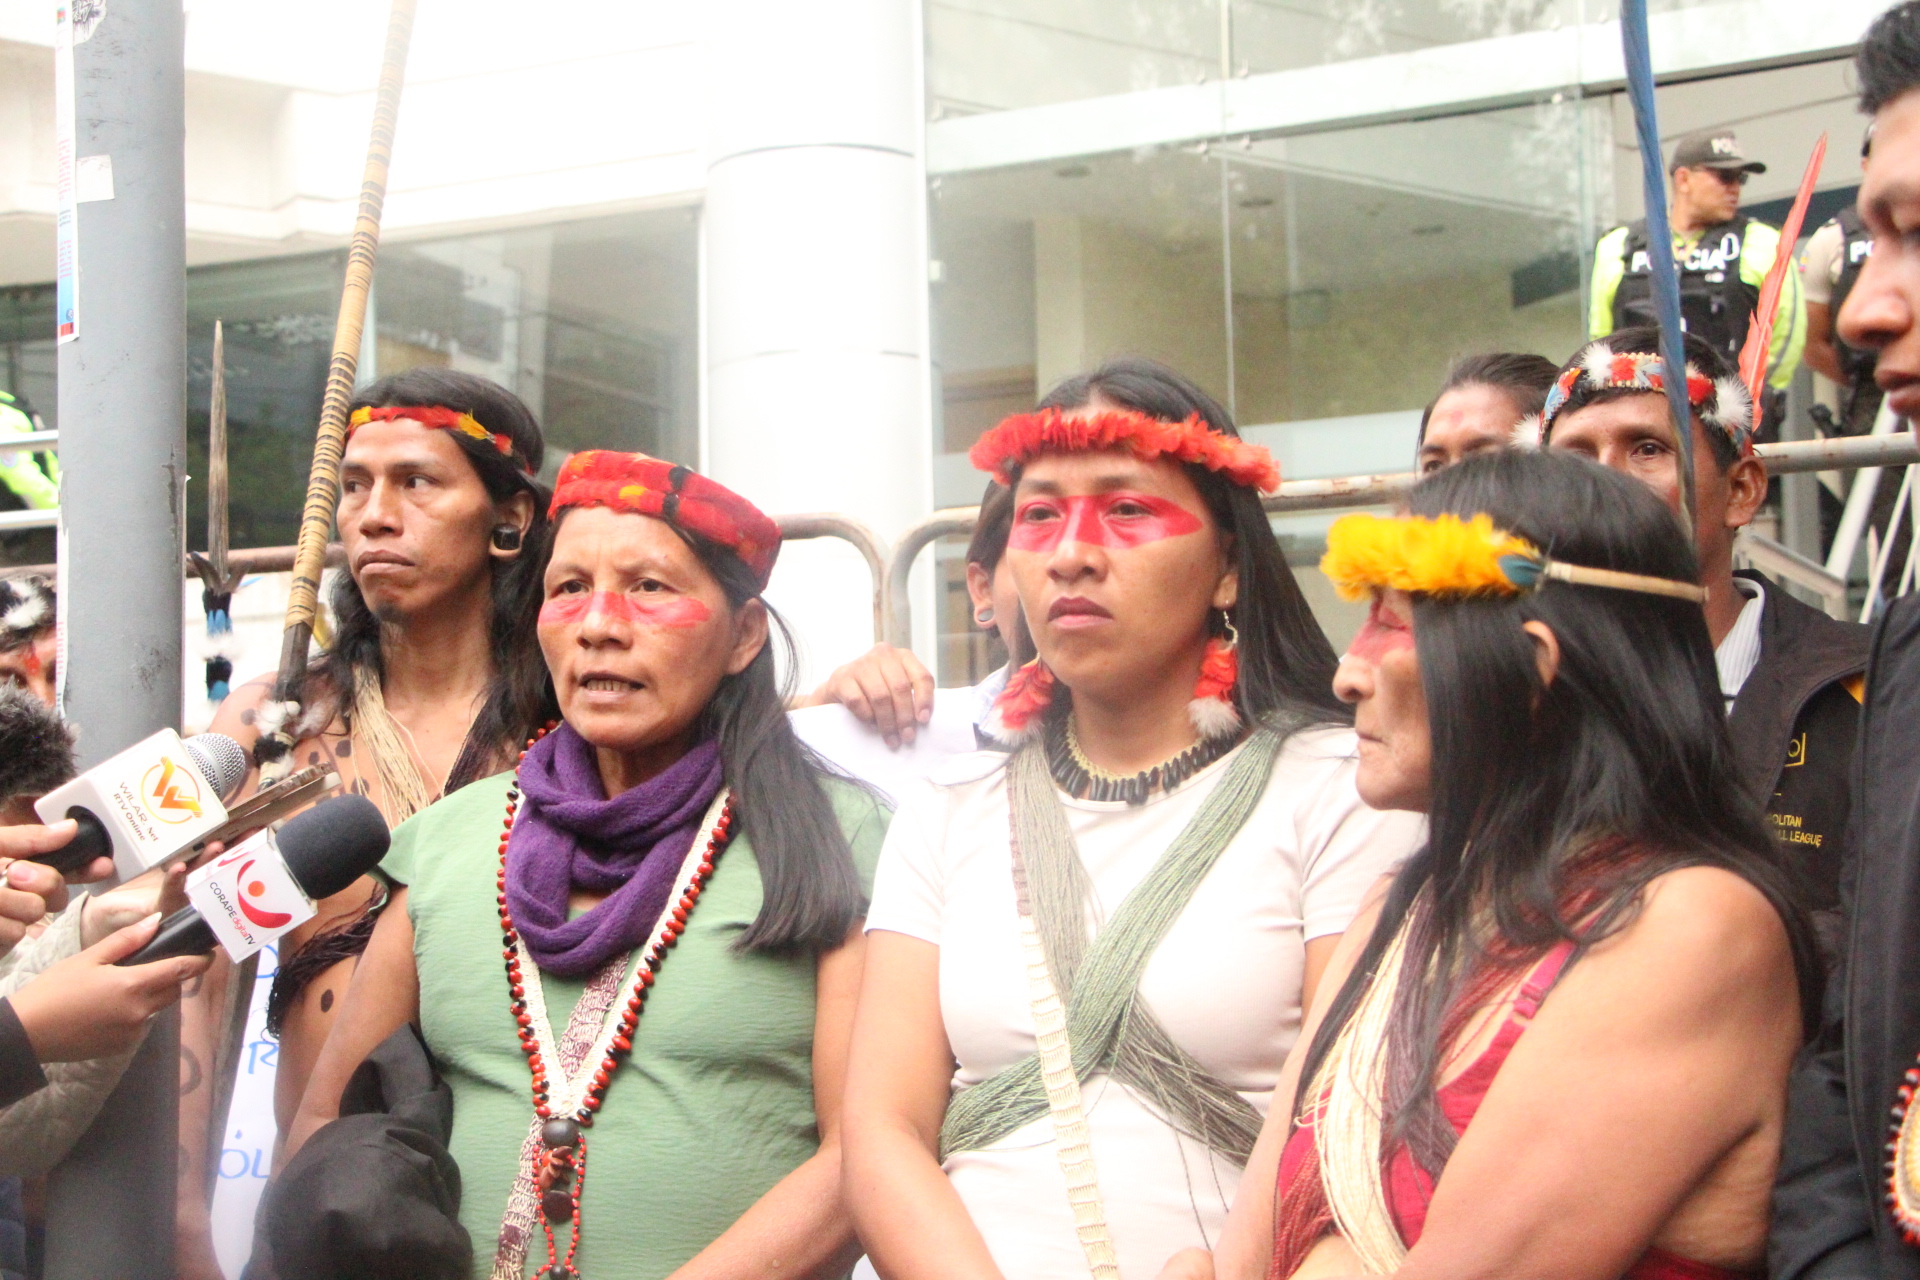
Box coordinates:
[1273,941,1748,1280]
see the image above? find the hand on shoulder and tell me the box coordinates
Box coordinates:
[797,644,935,749]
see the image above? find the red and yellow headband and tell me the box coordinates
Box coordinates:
[347,404,529,472]
[549,450,782,591]
[969,407,1281,493]
[1321,512,1707,603]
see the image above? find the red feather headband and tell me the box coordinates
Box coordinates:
[549,450,782,591]
[347,404,529,472]
[969,407,1281,493]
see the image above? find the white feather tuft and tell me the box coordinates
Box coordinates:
[1188,694,1242,742]
[0,593,49,637]
[980,706,1044,745]
[1511,413,1543,448]
[253,699,298,738]
[1580,341,1614,382]
[1708,374,1753,435]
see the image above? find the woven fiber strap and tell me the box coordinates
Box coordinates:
[940,724,1288,1166]
[1300,916,1414,1274]
[1009,839,1122,1280]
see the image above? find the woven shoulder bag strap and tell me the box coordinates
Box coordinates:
[940,725,1285,1160]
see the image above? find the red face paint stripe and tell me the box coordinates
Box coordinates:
[1007,493,1204,553]
[539,590,712,629]
[1346,597,1415,664]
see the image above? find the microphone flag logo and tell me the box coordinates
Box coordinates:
[142,756,204,824]
[184,828,317,961]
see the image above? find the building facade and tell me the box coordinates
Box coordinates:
[0,0,1885,686]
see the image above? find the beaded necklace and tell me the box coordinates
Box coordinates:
[1044,713,1240,805]
[495,727,737,1280]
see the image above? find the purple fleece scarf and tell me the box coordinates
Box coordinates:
[504,723,724,978]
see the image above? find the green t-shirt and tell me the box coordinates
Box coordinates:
[382,769,889,1279]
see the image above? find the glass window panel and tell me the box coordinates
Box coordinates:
[1230,0,1590,75]
[185,252,348,551]
[1226,99,1599,436]
[929,0,1223,116]
[1225,98,1603,644]
[929,0,1743,117]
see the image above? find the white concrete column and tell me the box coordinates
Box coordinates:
[702,0,932,688]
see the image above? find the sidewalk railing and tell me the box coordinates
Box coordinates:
[9,429,1920,639]
[882,429,1920,639]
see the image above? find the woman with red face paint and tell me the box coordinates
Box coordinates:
[1164,449,1816,1280]
[284,451,889,1280]
[842,358,1425,1280]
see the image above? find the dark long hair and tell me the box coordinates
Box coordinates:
[550,510,863,954]
[314,368,558,787]
[1290,449,1819,1177]
[1415,352,1558,446]
[1032,357,1347,725]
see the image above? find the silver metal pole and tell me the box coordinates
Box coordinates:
[1826,398,1903,579]
[1780,367,1821,564]
[45,0,187,1275]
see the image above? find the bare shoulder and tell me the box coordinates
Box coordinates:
[207,674,278,746]
[1628,865,1788,951]
[1584,865,1795,1004]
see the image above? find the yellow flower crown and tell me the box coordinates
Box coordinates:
[1320,513,1707,604]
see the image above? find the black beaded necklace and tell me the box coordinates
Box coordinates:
[1042,712,1240,806]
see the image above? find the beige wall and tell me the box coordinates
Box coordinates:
[1035,215,1229,401]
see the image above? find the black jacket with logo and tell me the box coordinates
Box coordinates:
[1727,572,1868,946]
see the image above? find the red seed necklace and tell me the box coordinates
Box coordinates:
[496,726,736,1280]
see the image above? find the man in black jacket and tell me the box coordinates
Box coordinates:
[1543,327,1869,938]
[1770,6,1920,1275]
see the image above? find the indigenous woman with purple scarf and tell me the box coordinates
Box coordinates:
[287,451,886,1280]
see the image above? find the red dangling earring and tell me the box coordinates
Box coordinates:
[985,658,1055,744]
[1189,614,1241,741]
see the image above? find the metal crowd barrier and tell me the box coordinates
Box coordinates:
[881,429,1920,641]
[9,427,1920,646]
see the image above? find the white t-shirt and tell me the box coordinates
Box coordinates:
[865,727,1426,1280]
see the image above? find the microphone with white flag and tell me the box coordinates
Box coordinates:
[32,728,248,879]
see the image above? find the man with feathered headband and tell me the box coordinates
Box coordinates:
[1538,324,1867,948]
[183,368,555,1280]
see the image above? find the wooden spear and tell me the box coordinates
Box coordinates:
[263,0,417,758]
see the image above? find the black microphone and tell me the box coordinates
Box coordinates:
[118,794,389,966]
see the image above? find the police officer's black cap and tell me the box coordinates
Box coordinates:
[1669,128,1766,174]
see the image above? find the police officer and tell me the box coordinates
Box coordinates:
[1589,128,1806,431]
[1801,132,1880,434]
[0,392,56,567]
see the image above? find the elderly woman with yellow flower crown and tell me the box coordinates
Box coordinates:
[284,450,889,1280]
[1164,447,1819,1280]
[842,358,1424,1280]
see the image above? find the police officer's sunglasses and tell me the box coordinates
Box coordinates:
[1697,167,1751,188]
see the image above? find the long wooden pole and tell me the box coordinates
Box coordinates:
[267,0,417,734]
